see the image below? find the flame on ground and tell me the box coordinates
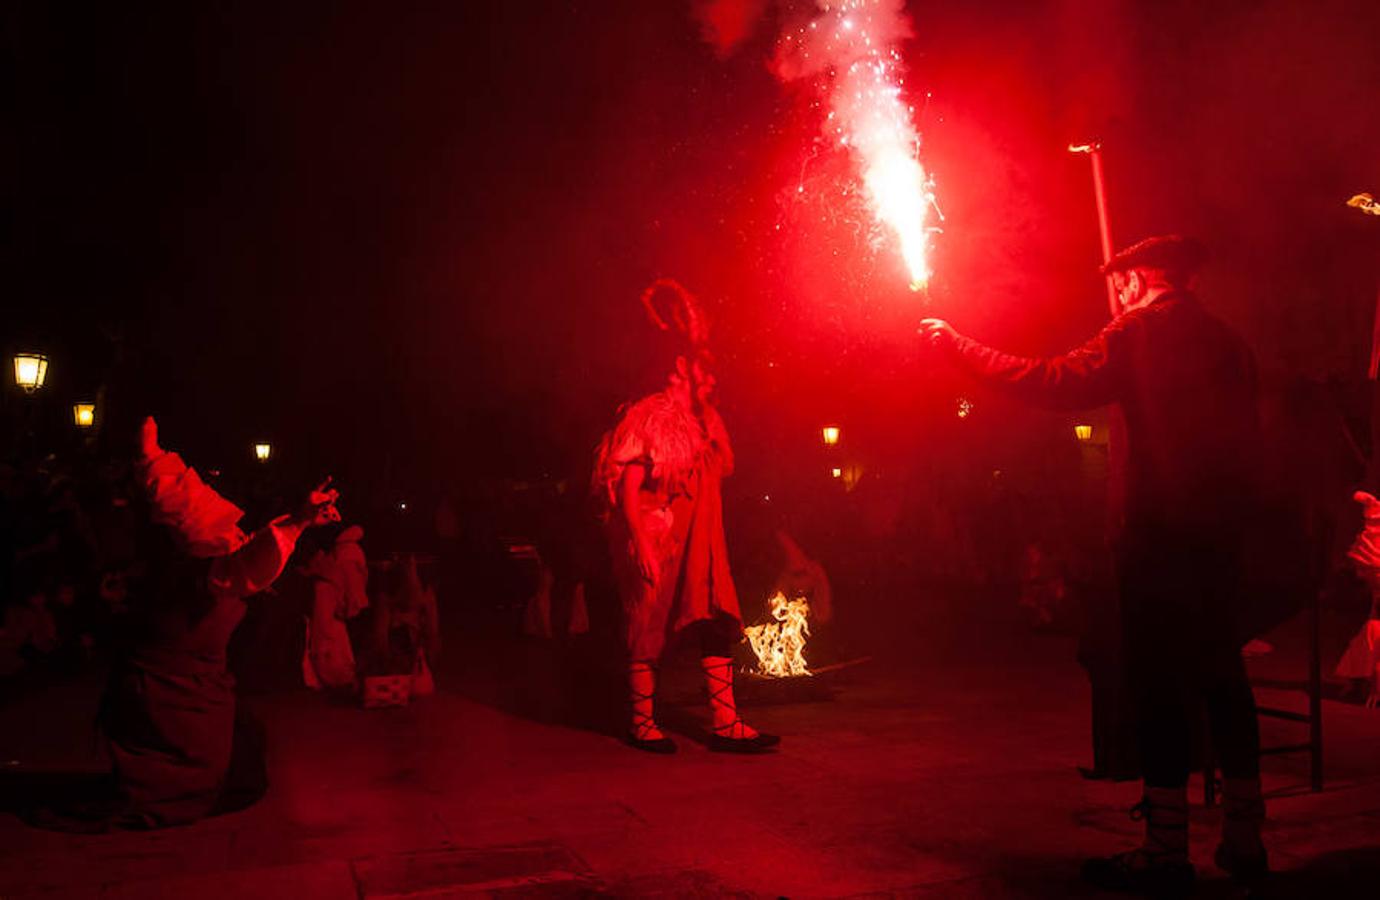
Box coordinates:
[744,592,812,677]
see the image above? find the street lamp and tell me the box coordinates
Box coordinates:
[73,402,95,428]
[254,442,272,462]
[821,425,841,446]
[13,353,49,392]
[831,466,843,479]
[1074,424,1093,442]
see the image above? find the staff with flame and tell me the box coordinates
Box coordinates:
[593,280,780,755]
[1337,193,1380,708]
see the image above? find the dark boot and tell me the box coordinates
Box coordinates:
[1214,776,1268,883]
[1081,787,1194,896]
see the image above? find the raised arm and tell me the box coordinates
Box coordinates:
[208,481,340,599]
[922,317,1129,410]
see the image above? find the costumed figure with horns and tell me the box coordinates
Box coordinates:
[593,279,779,754]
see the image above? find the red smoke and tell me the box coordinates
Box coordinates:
[692,0,771,57]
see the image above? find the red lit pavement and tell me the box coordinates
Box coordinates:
[2,620,1379,898]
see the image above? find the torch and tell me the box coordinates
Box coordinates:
[1069,141,1118,317]
[1349,192,1380,217]
[1348,192,1380,487]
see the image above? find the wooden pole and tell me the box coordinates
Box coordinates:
[1070,141,1118,317]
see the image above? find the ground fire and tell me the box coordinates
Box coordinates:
[744,592,812,678]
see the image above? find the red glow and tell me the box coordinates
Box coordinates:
[776,0,937,290]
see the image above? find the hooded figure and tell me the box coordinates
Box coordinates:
[302,525,368,690]
[50,417,341,831]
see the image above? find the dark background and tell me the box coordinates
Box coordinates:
[4,0,1379,526]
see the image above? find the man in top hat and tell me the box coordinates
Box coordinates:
[922,235,1267,893]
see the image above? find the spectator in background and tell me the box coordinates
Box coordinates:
[773,529,832,626]
[47,580,98,673]
[1018,541,1069,629]
[369,553,439,697]
[0,579,59,678]
[301,525,369,691]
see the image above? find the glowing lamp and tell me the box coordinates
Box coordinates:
[13,353,49,392]
[831,466,843,479]
[73,402,95,428]
[254,442,272,462]
[821,425,841,446]
[1074,424,1093,442]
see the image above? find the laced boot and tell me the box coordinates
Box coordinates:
[625,661,675,753]
[1214,777,1268,883]
[1081,786,1195,896]
[702,656,779,753]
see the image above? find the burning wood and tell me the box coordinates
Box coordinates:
[744,592,812,677]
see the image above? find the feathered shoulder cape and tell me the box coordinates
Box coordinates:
[592,390,705,512]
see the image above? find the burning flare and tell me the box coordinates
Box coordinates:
[1349,192,1380,216]
[745,592,812,677]
[778,0,938,290]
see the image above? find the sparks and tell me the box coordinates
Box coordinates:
[801,0,938,291]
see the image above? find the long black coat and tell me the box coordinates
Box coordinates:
[945,292,1260,543]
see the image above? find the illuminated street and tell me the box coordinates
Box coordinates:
[3,609,1378,898]
[5,2,1380,896]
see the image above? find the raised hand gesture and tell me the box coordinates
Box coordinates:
[295,478,342,528]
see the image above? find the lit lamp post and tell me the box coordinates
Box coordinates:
[821,425,841,447]
[13,353,49,392]
[1074,424,1093,442]
[73,402,96,429]
[831,466,843,479]
[254,442,272,463]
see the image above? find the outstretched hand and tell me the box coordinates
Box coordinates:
[919,318,958,349]
[295,478,342,528]
[139,416,163,461]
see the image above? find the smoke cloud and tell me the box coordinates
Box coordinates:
[691,0,771,57]
[771,0,913,82]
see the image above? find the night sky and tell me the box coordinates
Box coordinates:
[5,0,1380,501]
